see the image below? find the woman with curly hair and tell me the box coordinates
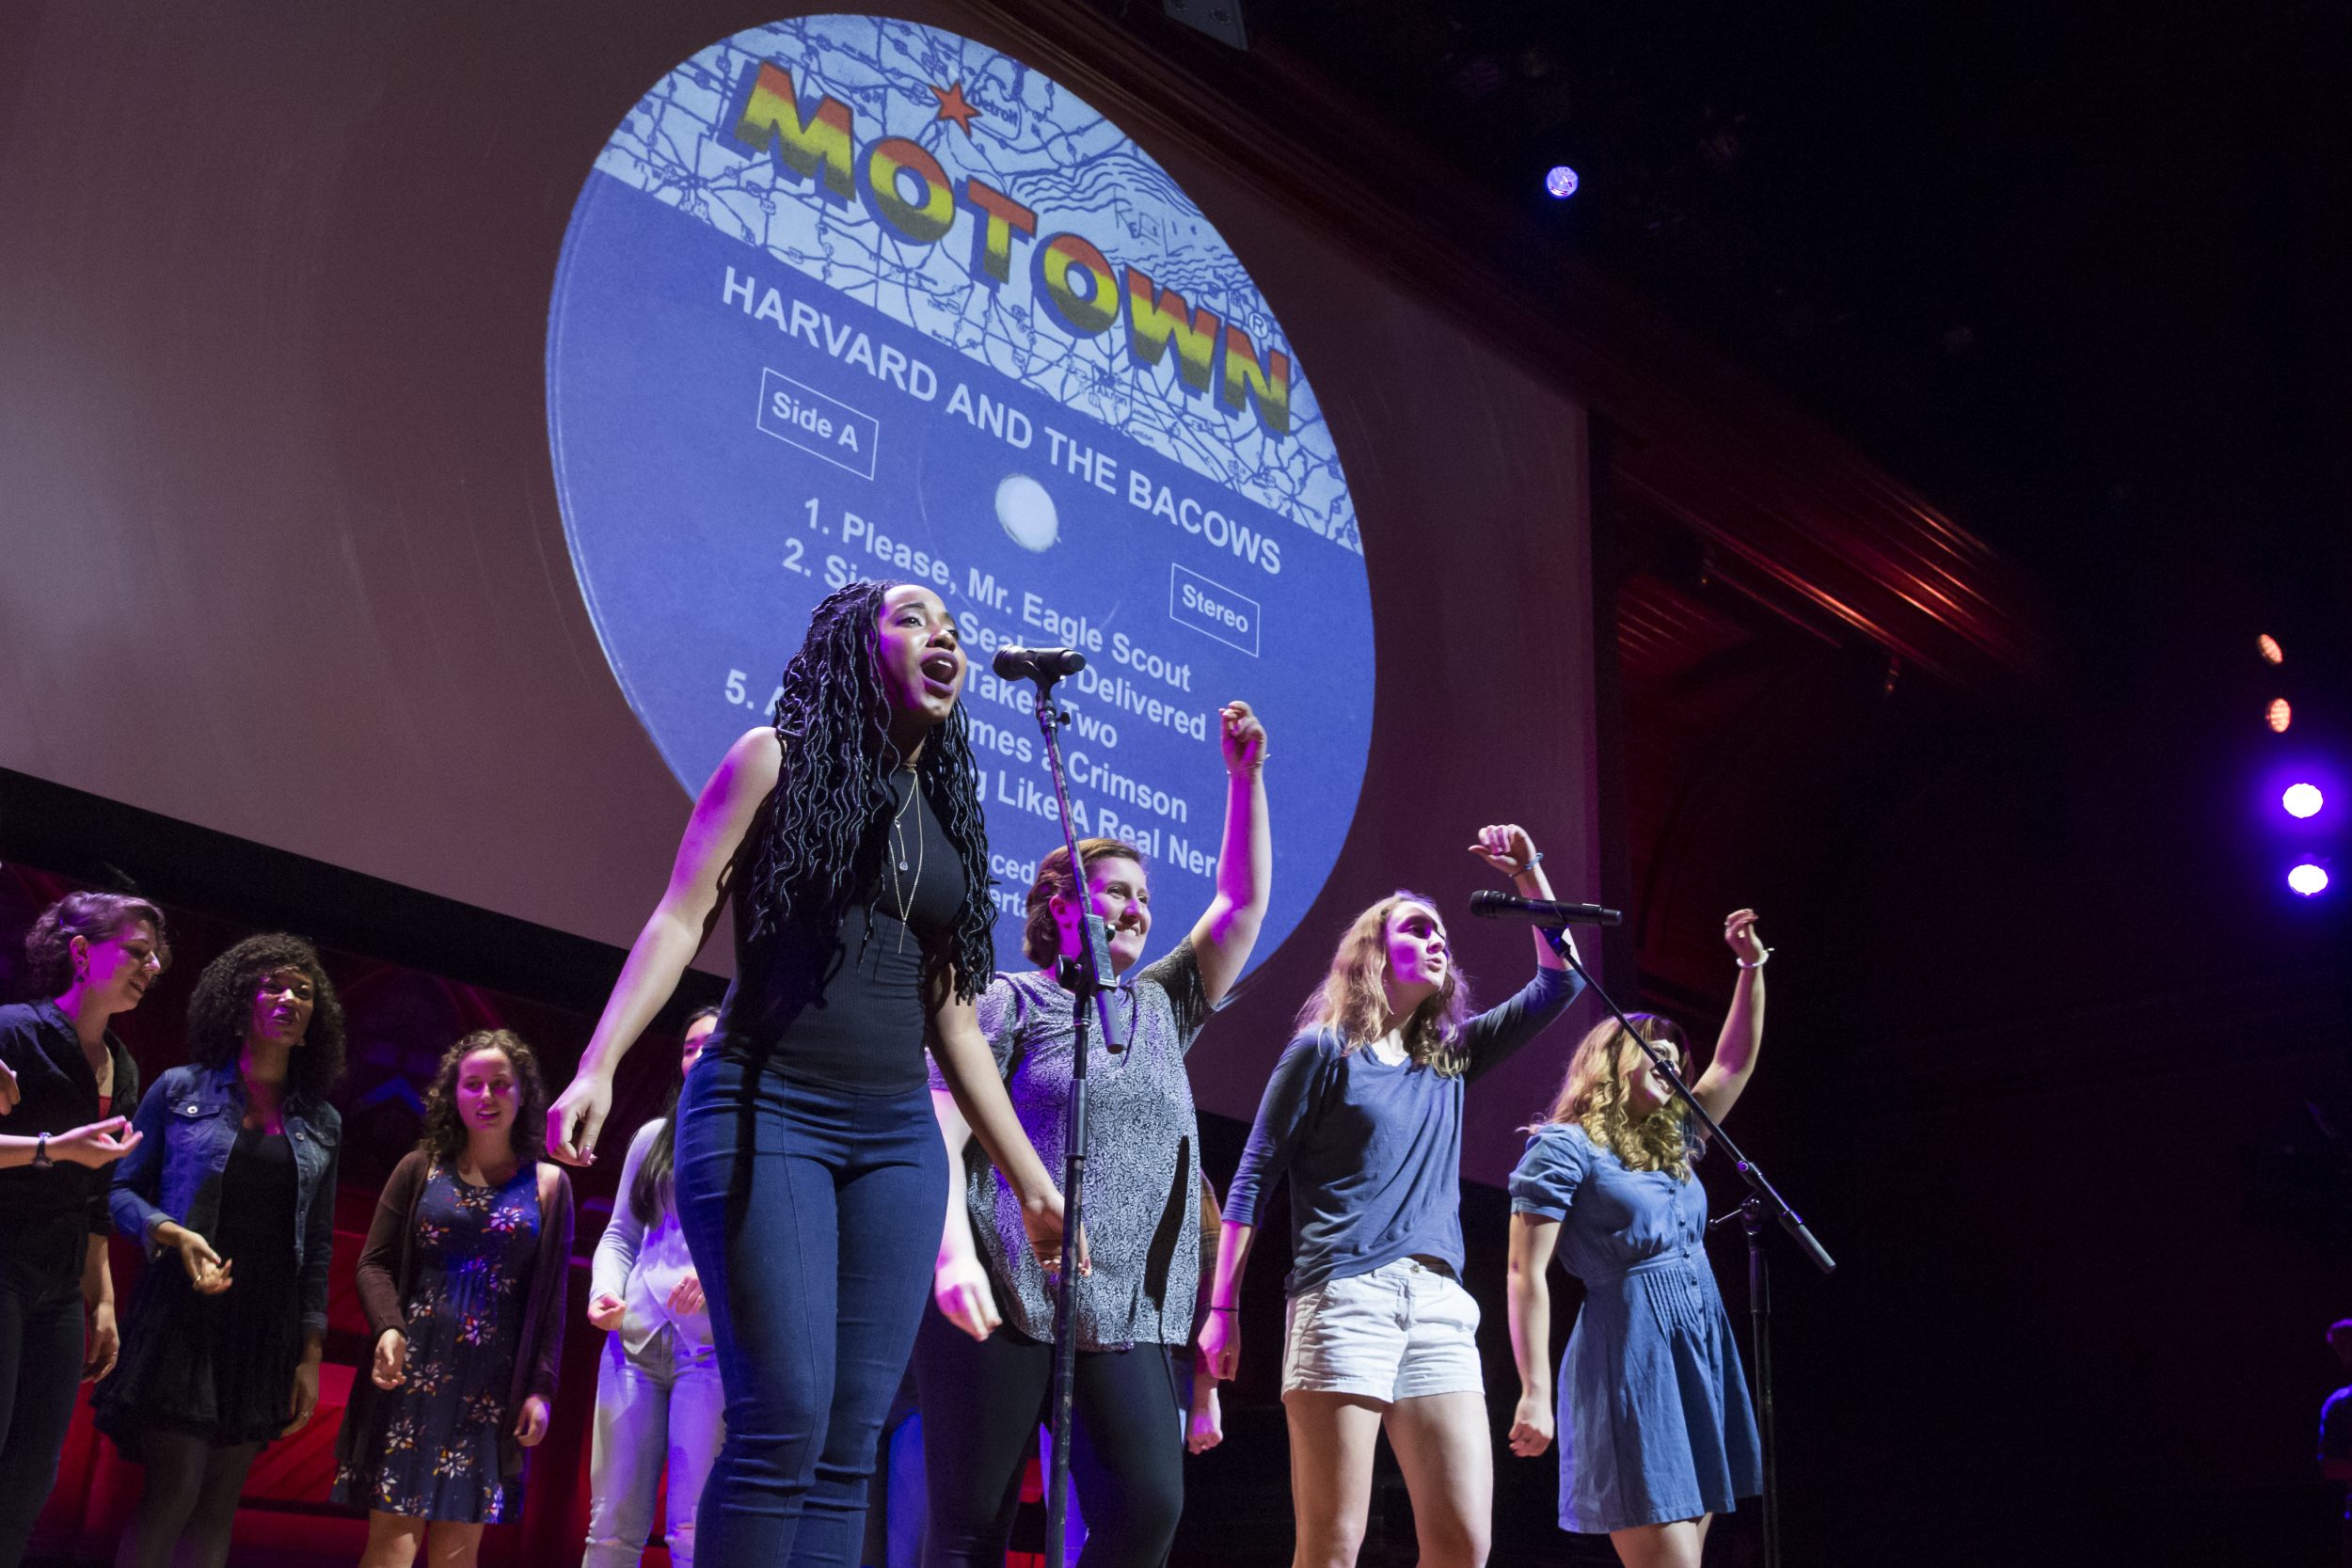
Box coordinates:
[99,932,346,1568]
[0,891,165,1568]
[1199,827,1584,1568]
[1503,911,1769,1568]
[547,580,1066,1568]
[333,1029,573,1568]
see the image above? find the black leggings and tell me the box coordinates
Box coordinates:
[912,1303,1184,1568]
[111,1430,259,1568]
[0,1274,85,1568]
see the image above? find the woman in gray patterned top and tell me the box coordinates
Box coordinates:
[915,700,1269,1568]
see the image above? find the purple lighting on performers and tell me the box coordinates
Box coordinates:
[2283,783,2324,819]
[1545,166,1581,199]
[2288,862,2330,896]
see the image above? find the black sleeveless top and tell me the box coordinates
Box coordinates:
[715,768,969,1093]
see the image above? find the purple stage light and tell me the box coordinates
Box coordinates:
[2289,863,2330,896]
[1545,166,1581,199]
[2284,783,2325,818]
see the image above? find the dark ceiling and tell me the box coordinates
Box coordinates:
[1097,0,2352,610]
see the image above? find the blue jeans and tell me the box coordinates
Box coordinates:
[583,1329,725,1568]
[675,1059,944,1568]
[0,1270,85,1568]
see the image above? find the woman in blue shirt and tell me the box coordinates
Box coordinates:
[1199,825,1582,1568]
[1503,910,1768,1568]
[101,932,345,1568]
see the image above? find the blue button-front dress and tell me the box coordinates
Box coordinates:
[1508,1122,1762,1534]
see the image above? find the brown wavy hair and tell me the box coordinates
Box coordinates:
[24,892,170,997]
[184,933,345,1104]
[418,1029,548,1166]
[1295,892,1475,1075]
[1528,1014,1695,1180]
[1021,838,1148,967]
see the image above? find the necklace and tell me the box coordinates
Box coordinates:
[887,768,926,950]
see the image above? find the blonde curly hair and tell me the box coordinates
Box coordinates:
[1529,1014,1695,1180]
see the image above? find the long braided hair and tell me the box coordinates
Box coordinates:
[741,578,995,998]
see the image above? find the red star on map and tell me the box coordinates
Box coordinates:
[930,81,982,138]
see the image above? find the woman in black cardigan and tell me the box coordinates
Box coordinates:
[331,1030,573,1568]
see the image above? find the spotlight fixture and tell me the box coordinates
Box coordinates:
[2288,862,2330,896]
[2284,784,2325,819]
[2258,634,2283,665]
[2268,699,2293,733]
[1544,166,1581,199]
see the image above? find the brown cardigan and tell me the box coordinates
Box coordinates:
[333,1149,575,1491]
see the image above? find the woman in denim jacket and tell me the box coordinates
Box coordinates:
[99,934,344,1568]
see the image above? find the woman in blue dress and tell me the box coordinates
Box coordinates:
[1503,910,1769,1568]
[333,1029,574,1568]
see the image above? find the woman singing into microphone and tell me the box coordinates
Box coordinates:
[1199,826,1584,1568]
[1503,911,1768,1568]
[546,580,1068,1568]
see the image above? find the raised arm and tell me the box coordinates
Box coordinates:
[1186,701,1271,1006]
[549,726,780,1164]
[1468,823,1574,972]
[1691,910,1767,1125]
[929,1087,1001,1340]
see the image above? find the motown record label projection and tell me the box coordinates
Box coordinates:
[547,15,1374,971]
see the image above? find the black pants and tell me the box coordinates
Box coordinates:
[0,1272,85,1568]
[912,1303,1184,1568]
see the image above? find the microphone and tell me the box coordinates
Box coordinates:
[1468,890,1623,927]
[992,645,1087,684]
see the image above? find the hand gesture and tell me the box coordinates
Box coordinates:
[0,1056,18,1116]
[547,1072,612,1166]
[1507,1388,1555,1457]
[1187,1382,1224,1454]
[1196,1305,1239,1382]
[1218,701,1268,774]
[1022,1187,1089,1276]
[1724,909,1766,965]
[285,1358,322,1434]
[666,1273,706,1318]
[168,1225,233,1295]
[586,1292,626,1333]
[83,1302,119,1382]
[513,1394,551,1448]
[52,1117,140,1168]
[934,1254,1002,1342]
[1468,824,1539,878]
[372,1329,408,1390]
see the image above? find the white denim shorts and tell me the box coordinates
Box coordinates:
[1280,1256,1483,1403]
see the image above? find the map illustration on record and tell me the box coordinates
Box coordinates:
[547,14,1373,975]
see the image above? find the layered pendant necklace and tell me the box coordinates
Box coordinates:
[887,767,925,950]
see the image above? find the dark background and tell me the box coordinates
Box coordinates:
[8,0,2352,1564]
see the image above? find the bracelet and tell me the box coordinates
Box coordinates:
[30,1132,51,1170]
[1737,947,1774,970]
[1206,1304,1237,1313]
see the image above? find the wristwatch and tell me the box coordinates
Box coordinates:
[30,1132,52,1170]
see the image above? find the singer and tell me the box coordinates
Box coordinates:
[1199,826,1583,1568]
[1502,910,1769,1568]
[546,580,1068,1568]
[915,699,1269,1568]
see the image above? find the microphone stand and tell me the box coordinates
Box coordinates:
[1537,925,1832,1568]
[1018,673,1127,1568]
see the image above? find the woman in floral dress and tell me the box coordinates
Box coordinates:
[332,1029,573,1567]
